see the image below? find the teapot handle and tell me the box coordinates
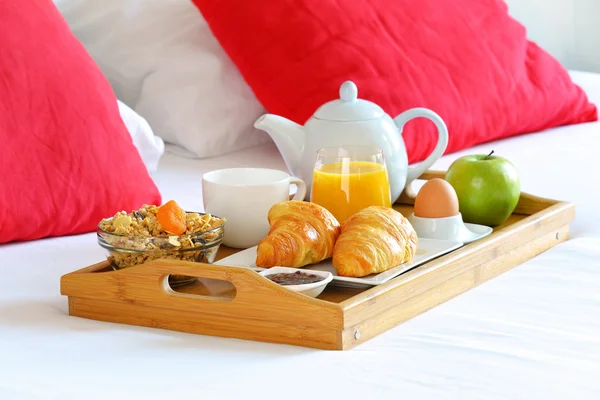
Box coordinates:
[394,107,449,188]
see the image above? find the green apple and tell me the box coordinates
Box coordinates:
[445,151,520,226]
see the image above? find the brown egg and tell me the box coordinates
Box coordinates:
[414,178,460,218]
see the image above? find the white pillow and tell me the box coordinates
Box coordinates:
[117,100,165,172]
[54,0,270,159]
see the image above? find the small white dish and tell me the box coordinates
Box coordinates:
[258,267,333,298]
[408,213,493,244]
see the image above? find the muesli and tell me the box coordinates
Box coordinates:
[98,201,225,271]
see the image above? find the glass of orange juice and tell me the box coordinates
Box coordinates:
[310,146,392,223]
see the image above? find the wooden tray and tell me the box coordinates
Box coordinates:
[60,170,575,350]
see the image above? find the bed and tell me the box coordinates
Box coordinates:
[3,0,600,397]
[1,69,599,399]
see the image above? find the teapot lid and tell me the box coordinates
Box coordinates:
[313,81,385,122]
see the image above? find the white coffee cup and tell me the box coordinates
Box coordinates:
[202,168,307,249]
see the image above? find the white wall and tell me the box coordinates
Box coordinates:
[505,0,600,73]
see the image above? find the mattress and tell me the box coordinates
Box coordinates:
[1,71,599,400]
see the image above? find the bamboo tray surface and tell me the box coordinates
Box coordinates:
[60,170,575,350]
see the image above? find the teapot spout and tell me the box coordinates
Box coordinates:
[254,114,304,175]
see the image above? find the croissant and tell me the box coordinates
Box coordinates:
[332,206,418,277]
[256,200,341,268]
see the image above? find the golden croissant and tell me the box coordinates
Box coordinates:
[256,200,341,268]
[332,206,418,277]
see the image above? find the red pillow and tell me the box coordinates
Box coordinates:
[192,0,598,164]
[0,0,161,244]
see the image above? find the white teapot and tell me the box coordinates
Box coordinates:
[253,81,448,203]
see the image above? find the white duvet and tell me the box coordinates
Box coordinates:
[1,71,599,400]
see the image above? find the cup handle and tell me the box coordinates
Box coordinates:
[289,177,307,200]
[394,107,449,186]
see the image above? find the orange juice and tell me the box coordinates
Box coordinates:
[311,161,392,223]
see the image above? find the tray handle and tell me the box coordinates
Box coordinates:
[61,258,336,315]
[122,259,272,302]
[158,261,244,300]
[153,260,247,285]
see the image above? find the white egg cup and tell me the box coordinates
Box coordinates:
[408,213,493,244]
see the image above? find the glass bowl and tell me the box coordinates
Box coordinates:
[97,212,225,286]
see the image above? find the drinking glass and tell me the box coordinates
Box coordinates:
[310,146,392,223]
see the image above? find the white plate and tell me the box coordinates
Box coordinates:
[462,223,494,243]
[215,238,463,288]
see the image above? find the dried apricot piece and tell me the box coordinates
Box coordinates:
[157,200,186,235]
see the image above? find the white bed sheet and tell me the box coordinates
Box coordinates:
[1,71,599,400]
